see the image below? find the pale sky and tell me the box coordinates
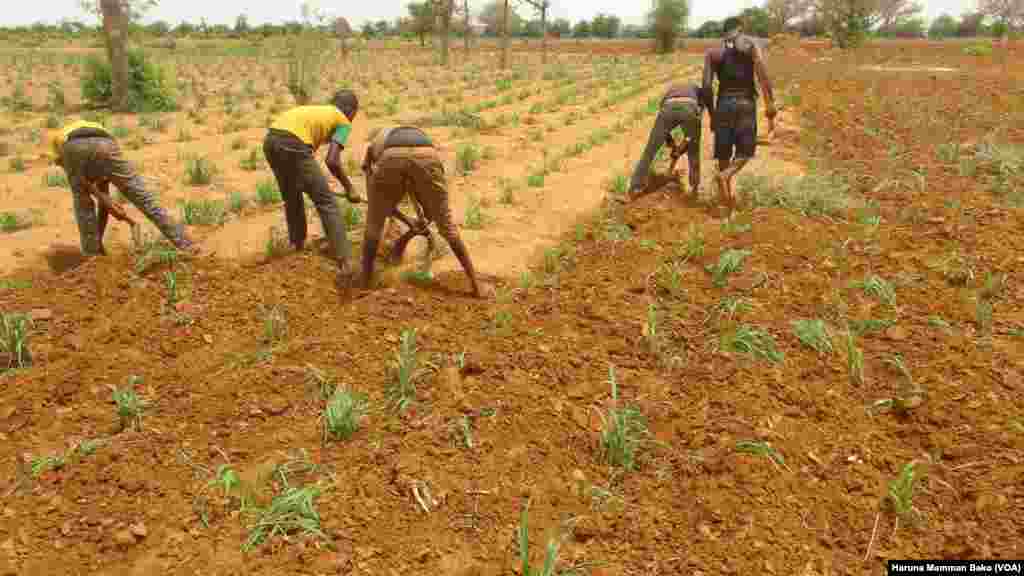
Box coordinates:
[5,0,976,30]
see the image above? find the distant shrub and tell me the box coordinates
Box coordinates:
[81,49,177,112]
[963,42,993,57]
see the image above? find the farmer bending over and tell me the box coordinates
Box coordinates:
[263,90,361,276]
[628,82,710,198]
[359,126,484,298]
[48,119,196,257]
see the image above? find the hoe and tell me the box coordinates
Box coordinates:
[334,175,436,266]
[84,179,142,246]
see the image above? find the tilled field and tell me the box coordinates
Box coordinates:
[0,38,1022,576]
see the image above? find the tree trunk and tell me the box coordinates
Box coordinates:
[540,5,547,65]
[464,0,470,53]
[440,1,450,66]
[100,0,129,111]
[500,0,510,69]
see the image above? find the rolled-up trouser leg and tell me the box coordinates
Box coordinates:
[283,181,308,250]
[96,182,111,247]
[263,133,303,248]
[299,153,350,266]
[102,141,192,250]
[63,138,105,255]
[71,184,104,255]
[363,157,406,287]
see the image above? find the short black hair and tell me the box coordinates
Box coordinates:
[722,17,742,34]
[332,89,358,113]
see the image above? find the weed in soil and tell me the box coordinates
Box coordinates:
[0,312,33,370]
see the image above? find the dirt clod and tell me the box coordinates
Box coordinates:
[113,530,136,547]
[129,523,148,539]
[42,245,87,275]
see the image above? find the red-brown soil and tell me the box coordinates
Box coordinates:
[1,39,1022,576]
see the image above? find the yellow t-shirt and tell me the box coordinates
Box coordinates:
[270,105,352,150]
[48,120,109,164]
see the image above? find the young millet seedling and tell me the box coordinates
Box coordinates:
[600,365,647,471]
[322,387,369,442]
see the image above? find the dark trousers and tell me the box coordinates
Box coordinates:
[62,136,190,254]
[262,129,349,264]
[713,94,758,162]
[630,99,701,192]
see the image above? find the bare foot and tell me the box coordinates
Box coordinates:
[473,281,496,299]
[714,174,727,203]
[725,176,738,209]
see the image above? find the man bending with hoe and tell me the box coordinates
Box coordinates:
[358,126,485,298]
[263,89,362,278]
[48,119,196,259]
[628,82,710,199]
[702,16,777,211]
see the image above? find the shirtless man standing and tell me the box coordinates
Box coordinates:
[702,17,777,212]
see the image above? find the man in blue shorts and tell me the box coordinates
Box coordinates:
[702,17,777,211]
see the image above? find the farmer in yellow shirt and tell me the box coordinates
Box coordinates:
[48,119,196,257]
[264,90,361,276]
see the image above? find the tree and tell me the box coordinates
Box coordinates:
[649,0,690,53]
[147,20,170,36]
[479,0,522,36]
[432,0,460,67]
[957,11,986,36]
[235,14,250,34]
[362,21,377,37]
[572,19,592,37]
[591,13,621,38]
[463,0,471,51]
[692,19,723,37]
[878,16,924,37]
[501,0,510,68]
[808,0,878,48]
[80,0,158,25]
[478,0,519,67]
[408,1,435,45]
[520,0,550,63]
[979,0,1024,30]
[739,6,774,36]
[875,0,923,31]
[764,0,811,34]
[334,16,352,57]
[927,13,958,38]
[99,0,130,111]
[551,18,570,36]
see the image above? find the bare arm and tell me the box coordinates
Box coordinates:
[361,144,375,177]
[688,141,700,193]
[751,43,776,116]
[325,141,357,200]
[701,50,718,121]
[88,179,134,224]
